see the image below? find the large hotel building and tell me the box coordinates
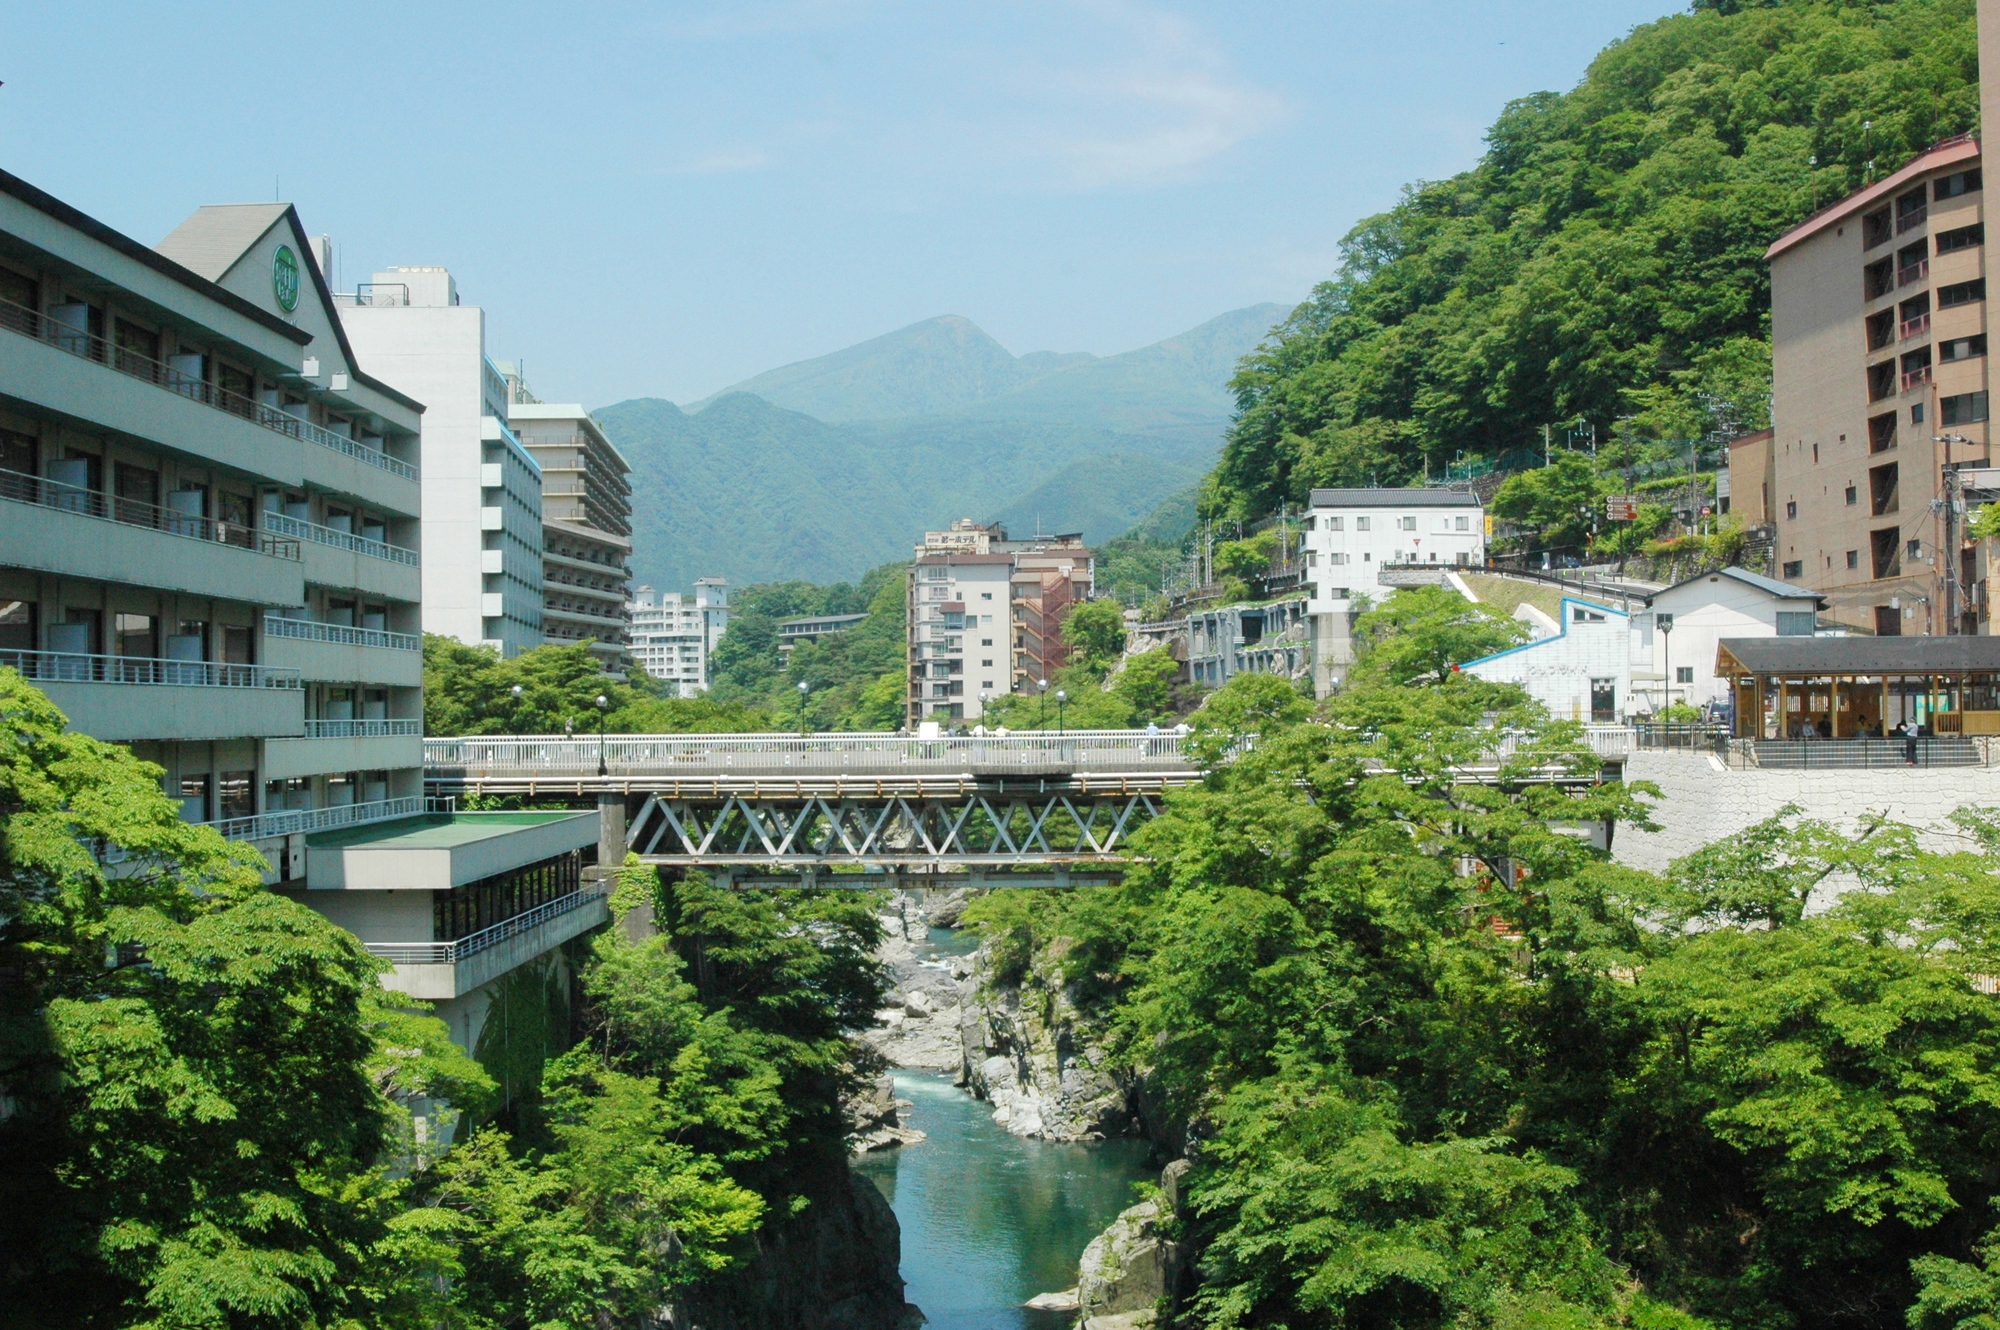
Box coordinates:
[1765,136,1990,635]
[0,171,603,1063]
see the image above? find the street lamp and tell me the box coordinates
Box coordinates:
[594,693,609,776]
[1056,688,1068,736]
[1038,678,1049,728]
[797,679,811,734]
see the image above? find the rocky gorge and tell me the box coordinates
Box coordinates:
[855,891,1191,1329]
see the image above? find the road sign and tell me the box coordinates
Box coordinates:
[1605,494,1638,521]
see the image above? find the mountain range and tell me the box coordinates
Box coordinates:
[597,302,1287,590]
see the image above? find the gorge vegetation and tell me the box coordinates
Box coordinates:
[966,587,2000,1329]
[0,667,890,1328]
[1204,0,1981,532]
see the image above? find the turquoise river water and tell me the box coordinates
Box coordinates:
[853,929,1155,1329]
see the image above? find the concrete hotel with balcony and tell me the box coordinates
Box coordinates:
[0,176,428,864]
[0,174,609,1073]
[503,382,634,671]
[1767,137,1991,635]
[339,268,546,657]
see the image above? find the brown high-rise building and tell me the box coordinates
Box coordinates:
[1766,136,1989,635]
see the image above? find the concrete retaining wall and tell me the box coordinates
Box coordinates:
[1612,750,2000,874]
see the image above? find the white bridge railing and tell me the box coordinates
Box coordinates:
[426,730,1199,776]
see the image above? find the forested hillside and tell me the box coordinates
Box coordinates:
[601,305,1283,589]
[1205,0,1979,523]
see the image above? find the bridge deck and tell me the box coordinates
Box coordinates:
[425,730,1204,795]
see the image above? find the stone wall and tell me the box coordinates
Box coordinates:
[1613,750,2000,874]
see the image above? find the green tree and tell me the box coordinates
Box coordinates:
[1352,585,1531,686]
[1204,0,1978,524]
[1490,453,1615,556]
[1063,599,1128,674]
[0,668,469,1329]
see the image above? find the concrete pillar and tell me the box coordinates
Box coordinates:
[596,793,626,871]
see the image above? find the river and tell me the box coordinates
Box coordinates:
[855,926,1155,1330]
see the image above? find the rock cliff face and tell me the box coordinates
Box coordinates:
[1072,1160,1191,1330]
[669,1160,923,1330]
[959,945,1133,1141]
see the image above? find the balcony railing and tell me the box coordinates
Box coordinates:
[205,795,421,842]
[302,718,422,738]
[264,614,419,652]
[363,888,605,965]
[1900,259,1930,286]
[1898,203,1929,233]
[0,466,300,560]
[0,295,418,481]
[0,648,300,689]
[1902,313,1932,340]
[262,511,418,565]
[1904,365,1934,391]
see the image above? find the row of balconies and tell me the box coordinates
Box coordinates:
[0,298,419,513]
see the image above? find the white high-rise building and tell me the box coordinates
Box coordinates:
[629,579,728,695]
[338,268,545,657]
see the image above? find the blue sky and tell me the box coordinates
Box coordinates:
[4,0,1673,406]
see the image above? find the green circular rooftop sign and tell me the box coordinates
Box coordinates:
[273,245,300,312]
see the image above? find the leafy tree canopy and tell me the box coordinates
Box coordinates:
[1204,0,1978,524]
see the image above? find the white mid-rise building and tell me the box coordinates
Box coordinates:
[506,391,634,672]
[1301,487,1485,693]
[908,554,1014,722]
[629,579,727,694]
[338,268,545,657]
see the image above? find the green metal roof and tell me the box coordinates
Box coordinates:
[305,810,592,850]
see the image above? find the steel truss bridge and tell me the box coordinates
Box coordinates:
[423,727,1631,888]
[424,731,1202,887]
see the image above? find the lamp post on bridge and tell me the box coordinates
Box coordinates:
[1056,688,1068,737]
[595,694,609,776]
[1038,678,1048,728]
[796,679,811,735]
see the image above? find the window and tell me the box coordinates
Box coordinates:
[1876,605,1903,636]
[1328,552,1347,565]
[1590,678,1616,723]
[1573,608,1605,623]
[1786,500,1798,520]
[1870,412,1897,452]
[1867,308,1895,349]
[1845,484,1857,505]
[1913,402,1926,424]
[1864,206,1893,248]
[1867,360,1896,401]
[980,591,993,600]
[1776,611,1817,636]
[1326,516,1343,531]
[1455,515,1469,530]
[1942,391,1990,425]
[1935,168,1982,200]
[1399,516,1416,531]
[115,613,156,659]
[1865,258,1894,299]
[1355,517,1370,531]
[217,771,254,822]
[1909,538,1924,560]
[0,599,35,651]
[1937,223,1984,254]
[981,638,993,646]
[1783,559,1804,578]
[1846,550,1859,570]
[1675,667,1695,683]
[981,659,992,667]
[177,774,210,823]
[1870,462,1898,515]
[1940,335,1987,362]
[1871,527,1901,579]
[1939,279,1986,307]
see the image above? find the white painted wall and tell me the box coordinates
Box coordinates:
[1639,574,1819,711]
[1304,497,1485,620]
[341,272,544,656]
[912,560,1012,719]
[1465,597,1632,721]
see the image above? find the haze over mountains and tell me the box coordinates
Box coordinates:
[599,303,1287,590]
